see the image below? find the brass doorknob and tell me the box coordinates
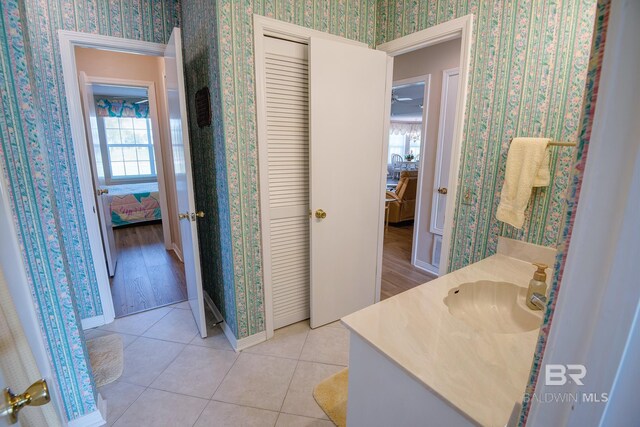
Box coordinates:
[437,187,448,195]
[178,212,190,220]
[190,211,205,221]
[1,379,50,424]
[96,188,109,196]
[315,209,327,219]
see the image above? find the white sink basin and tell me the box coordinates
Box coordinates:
[443,280,542,334]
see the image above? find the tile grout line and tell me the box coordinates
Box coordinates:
[207,344,243,401]
[106,381,147,426]
[108,317,345,425]
[144,340,189,389]
[274,325,312,420]
[187,395,209,427]
[278,359,300,414]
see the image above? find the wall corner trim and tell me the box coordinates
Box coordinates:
[67,394,107,427]
[80,315,105,330]
[204,292,266,352]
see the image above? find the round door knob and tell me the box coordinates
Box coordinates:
[195,211,205,218]
[315,209,327,219]
[437,187,448,195]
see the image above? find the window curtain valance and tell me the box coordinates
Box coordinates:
[95,98,149,118]
[389,122,422,137]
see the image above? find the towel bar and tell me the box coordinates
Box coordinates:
[509,138,576,147]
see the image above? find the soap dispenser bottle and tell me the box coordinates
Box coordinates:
[526,263,548,309]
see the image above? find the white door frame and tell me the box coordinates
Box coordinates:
[78,75,171,273]
[58,30,168,328]
[377,14,473,275]
[429,67,460,237]
[388,75,434,274]
[253,15,374,339]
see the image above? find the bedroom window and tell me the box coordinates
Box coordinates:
[102,117,156,182]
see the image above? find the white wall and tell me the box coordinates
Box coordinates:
[392,38,461,268]
[74,47,181,253]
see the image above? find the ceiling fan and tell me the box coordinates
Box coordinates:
[391,90,412,104]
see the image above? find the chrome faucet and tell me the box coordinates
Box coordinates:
[529,293,547,311]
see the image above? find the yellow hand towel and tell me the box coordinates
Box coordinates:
[496,137,551,229]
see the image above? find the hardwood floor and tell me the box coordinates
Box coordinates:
[110,222,187,318]
[381,222,436,300]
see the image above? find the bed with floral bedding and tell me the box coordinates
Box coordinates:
[106,182,162,227]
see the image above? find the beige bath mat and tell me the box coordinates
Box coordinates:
[87,334,123,387]
[313,368,349,427]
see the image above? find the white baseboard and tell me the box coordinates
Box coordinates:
[414,259,439,277]
[68,393,107,427]
[81,315,105,330]
[235,330,268,351]
[202,293,267,352]
[171,243,183,263]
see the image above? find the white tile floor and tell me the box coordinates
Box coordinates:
[86,304,348,426]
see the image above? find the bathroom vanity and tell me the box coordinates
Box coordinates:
[342,238,556,427]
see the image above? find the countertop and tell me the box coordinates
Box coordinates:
[342,239,556,427]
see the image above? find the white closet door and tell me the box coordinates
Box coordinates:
[309,37,389,328]
[263,37,310,329]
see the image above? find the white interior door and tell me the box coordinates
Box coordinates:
[79,73,117,276]
[164,28,207,338]
[261,37,311,330]
[309,37,389,328]
[0,181,59,426]
[430,68,459,236]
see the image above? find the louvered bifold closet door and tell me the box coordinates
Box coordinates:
[264,36,310,329]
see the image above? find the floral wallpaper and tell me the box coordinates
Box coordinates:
[520,0,610,424]
[182,0,379,339]
[0,1,601,423]
[377,0,597,270]
[0,0,180,422]
[181,0,238,335]
[183,0,597,339]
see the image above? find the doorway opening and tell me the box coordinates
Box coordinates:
[381,34,465,298]
[60,29,209,339]
[75,48,186,319]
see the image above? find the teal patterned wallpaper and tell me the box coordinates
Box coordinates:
[182,0,596,338]
[0,0,601,421]
[0,0,180,421]
[521,1,609,423]
[182,0,238,335]
[376,0,597,270]
[20,0,180,321]
[182,0,379,339]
